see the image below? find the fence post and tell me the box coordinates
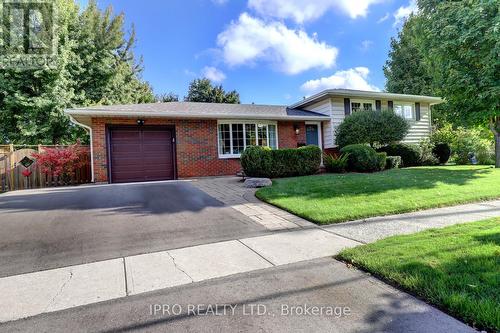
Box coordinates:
[37,144,44,188]
[9,144,14,191]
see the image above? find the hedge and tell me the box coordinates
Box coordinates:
[241,145,321,178]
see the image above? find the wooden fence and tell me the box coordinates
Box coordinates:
[0,144,91,192]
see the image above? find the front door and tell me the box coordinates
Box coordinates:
[305,124,319,146]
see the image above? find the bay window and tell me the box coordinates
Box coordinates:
[394,102,414,120]
[218,121,278,158]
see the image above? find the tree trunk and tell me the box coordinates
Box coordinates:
[495,131,500,168]
[491,117,500,168]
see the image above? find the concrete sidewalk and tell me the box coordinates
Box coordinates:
[1,198,498,324]
[1,258,474,333]
[324,200,500,243]
[0,229,359,323]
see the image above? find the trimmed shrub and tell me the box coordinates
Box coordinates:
[324,153,349,173]
[241,145,321,178]
[340,144,380,172]
[335,110,409,148]
[377,143,421,167]
[377,152,387,171]
[386,156,402,169]
[240,146,272,178]
[432,143,451,164]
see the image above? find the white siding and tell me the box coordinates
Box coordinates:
[330,97,345,147]
[380,100,432,144]
[301,96,432,148]
[303,99,335,148]
[403,102,431,144]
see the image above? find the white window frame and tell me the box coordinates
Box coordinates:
[351,99,375,112]
[217,120,279,159]
[393,101,415,120]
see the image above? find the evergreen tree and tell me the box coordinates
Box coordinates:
[185,78,240,104]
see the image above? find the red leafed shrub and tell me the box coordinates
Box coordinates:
[22,169,33,177]
[33,144,89,182]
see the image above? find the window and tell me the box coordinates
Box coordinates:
[218,121,278,158]
[351,99,374,112]
[394,102,414,120]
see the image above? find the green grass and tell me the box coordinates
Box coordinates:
[337,219,500,332]
[256,165,500,224]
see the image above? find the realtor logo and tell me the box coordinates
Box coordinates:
[0,0,57,69]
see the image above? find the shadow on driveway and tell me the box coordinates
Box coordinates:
[0,181,268,278]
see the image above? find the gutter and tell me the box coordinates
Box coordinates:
[68,115,94,183]
[65,110,330,121]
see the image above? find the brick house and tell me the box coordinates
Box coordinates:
[66,89,442,183]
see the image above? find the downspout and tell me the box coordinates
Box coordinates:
[68,115,95,183]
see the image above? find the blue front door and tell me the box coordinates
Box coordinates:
[306,124,319,146]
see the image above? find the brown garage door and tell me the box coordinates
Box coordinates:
[108,126,175,183]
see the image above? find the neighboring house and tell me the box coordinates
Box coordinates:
[66,89,443,183]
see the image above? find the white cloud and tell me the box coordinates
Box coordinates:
[377,13,390,23]
[201,66,226,82]
[216,13,337,75]
[300,67,380,94]
[393,0,417,27]
[360,40,373,51]
[248,0,382,23]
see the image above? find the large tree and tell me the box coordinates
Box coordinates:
[383,15,433,95]
[0,0,154,144]
[184,78,240,104]
[417,0,499,167]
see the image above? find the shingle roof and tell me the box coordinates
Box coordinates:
[66,102,330,121]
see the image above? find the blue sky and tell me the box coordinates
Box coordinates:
[79,0,417,105]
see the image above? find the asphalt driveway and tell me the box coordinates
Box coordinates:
[0,181,267,278]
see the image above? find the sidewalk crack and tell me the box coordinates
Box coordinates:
[166,251,194,283]
[43,270,73,312]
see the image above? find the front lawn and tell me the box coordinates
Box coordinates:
[255,165,500,224]
[337,219,500,332]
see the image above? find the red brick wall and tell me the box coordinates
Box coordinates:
[91,118,307,182]
[278,121,306,148]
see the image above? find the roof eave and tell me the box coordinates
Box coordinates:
[289,89,444,109]
[65,109,330,122]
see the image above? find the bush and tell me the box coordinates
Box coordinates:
[377,152,387,171]
[419,139,439,166]
[453,128,494,165]
[386,156,402,169]
[324,153,349,173]
[340,144,380,172]
[432,143,451,164]
[377,143,421,167]
[431,124,494,165]
[241,145,321,178]
[33,144,89,183]
[335,110,410,148]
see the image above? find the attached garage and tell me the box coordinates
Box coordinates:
[107,126,176,183]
